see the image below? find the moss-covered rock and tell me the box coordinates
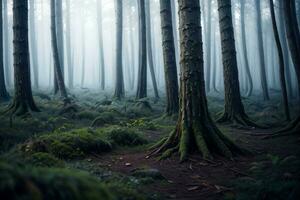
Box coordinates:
[22,129,112,159]
[104,127,148,147]
[26,152,65,167]
[76,110,100,120]
[91,112,116,127]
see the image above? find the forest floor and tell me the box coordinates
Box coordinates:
[0,89,299,200]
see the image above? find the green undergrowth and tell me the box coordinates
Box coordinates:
[17,127,148,161]
[225,154,300,200]
[0,161,114,200]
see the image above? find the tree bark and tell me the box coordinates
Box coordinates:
[217,0,257,127]
[0,0,9,101]
[97,0,105,90]
[114,0,125,99]
[51,0,68,101]
[136,0,147,99]
[240,0,253,97]
[151,0,244,161]
[6,0,39,115]
[270,0,291,121]
[160,0,179,116]
[255,0,270,100]
[145,0,159,99]
[65,0,73,89]
[29,0,39,89]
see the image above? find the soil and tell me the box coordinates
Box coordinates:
[93,127,300,200]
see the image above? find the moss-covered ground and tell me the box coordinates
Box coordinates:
[0,89,299,200]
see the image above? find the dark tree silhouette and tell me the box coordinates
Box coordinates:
[97,0,105,90]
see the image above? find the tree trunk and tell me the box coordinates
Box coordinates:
[3,0,11,87]
[0,0,9,101]
[170,0,179,70]
[270,0,291,121]
[6,0,39,115]
[145,0,159,99]
[81,25,85,87]
[66,0,73,89]
[54,0,64,94]
[97,0,105,90]
[29,0,39,89]
[160,0,179,116]
[240,0,253,97]
[205,0,212,93]
[136,0,147,99]
[51,0,68,101]
[255,0,270,100]
[151,0,244,161]
[114,0,125,99]
[217,0,257,127]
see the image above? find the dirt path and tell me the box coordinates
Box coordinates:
[92,127,300,200]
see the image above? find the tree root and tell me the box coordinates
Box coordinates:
[149,119,248,162]
[263,117,300,139]
[217,112,265,129]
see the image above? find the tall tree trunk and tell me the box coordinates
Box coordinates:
[97,0,105,90]
[146,0,159,99]
[3,0,11,87]
[0,0,9,101]
[211,23,218,93]
[205,0,212,93]
[29,0,39,89]
[114,0,125,99]
[255,0,270,100]
[278,0,294,98]
[81,23,85,87]
[129,8,135,90]
[240,0,253,97]
[66,0,73,89]
[217,0,257,127]
[6,0,39,115]
[160,0,179,116]
[136,0,147,99]
[270,0,291,121]
[151,0,244,161]
[170,0,179,70]
[54,0,64,94]
[51,0,68,100]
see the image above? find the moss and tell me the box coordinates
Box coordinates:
[106,182,145,200]
[91,112,116,127]
[26,152,65,167]
[124,119,157,131]
[104,127,148,147]
[22,129,112,159]
[76,110,100,120]
[0,161,114,200]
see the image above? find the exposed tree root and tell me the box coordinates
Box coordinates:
[3,99,40,117]
[149,118,248,162]
[217,112,264,129]
[263,117,300,139]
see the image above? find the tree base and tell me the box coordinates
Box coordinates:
[217,112,263,129]
[3,99,40,117]
[263,117,300,139]
[150,119,247,162]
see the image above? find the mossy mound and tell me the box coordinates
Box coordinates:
[0,161,114,200]
[76,110,100,120]
[104,127,148,147]
[22,129,112,159]
[91,112,117,127]
[26,152,65,167]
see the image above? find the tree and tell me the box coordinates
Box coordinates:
[114,0,125,99]
[269,0,291,121]
[145,0,159,99]
[217,0,257,127]
[54,0,64,94]
[3,0,11,87]
[255,0,270,100]
[240,0,253,97]
[0,0,9,101]
[159,0,179,116]
[97,0,105,90]
[170,0,179,70]
[6,0,39,115]
[205,0,212,93]
[151,0,243,161]
[51,0,68,101]
[66,0,73,89]
[136,0,147,99]
[29,0,39,89]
